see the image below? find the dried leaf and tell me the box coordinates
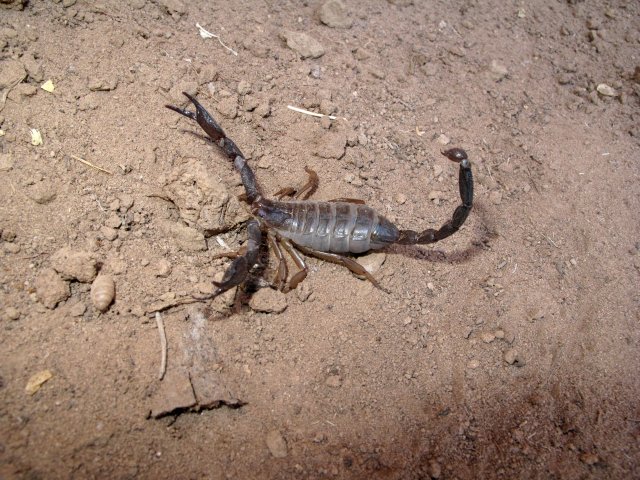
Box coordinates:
[41,80,55,93]
[30,128,42,146]
[26,369,53,395]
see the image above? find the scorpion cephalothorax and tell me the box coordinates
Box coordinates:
[166,93,473,297]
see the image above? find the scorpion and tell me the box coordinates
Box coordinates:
[166,93,473,298]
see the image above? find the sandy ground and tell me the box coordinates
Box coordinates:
[1,0,639,478]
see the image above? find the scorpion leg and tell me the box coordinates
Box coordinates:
[296,246,389,293]
[397,148,473,245]
[274,166,319,200]
[329,198,366,204]
[268,233,288,291]
[279,238,308,291]
[196,220,262,299]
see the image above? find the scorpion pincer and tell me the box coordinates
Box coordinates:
[166,93,473,297]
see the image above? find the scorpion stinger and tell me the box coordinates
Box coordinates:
[166,94,474,297]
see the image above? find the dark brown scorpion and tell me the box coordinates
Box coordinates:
[166,93,473,297]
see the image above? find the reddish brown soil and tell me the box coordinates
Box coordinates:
[1,1,639,479]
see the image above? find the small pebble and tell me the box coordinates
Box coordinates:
[504,348,522,366]
[237,80,251,95]
[319,0,352,29]
[249,288,288,313]
[489,60,508,81]
[35,268,70,309]
[50,247,98,283]
[155,258,172,278]
[281,31,325,59]
[395,193,407,204]
[100,226,118,241]
[359,252,386,275]
[596,83,617,97]
[5,306,20,321]
[265,430,288,458]
[467,359,480,369]
[437,133,450,145]
[481,331,496,343]
[325,374,342,388]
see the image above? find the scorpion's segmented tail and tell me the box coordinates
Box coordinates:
[397,148,473,245]
[166,92,261,203]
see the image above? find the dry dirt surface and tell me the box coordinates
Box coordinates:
[1,0,639,478]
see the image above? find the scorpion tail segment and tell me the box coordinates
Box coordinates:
[442,147,473,208]
[397,148,473,246]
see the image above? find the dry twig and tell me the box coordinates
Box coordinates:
[69,154,114,175]
[155,312,168,381]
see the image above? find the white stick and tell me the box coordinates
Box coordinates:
[155,312,168,381]
[287,105,337,120]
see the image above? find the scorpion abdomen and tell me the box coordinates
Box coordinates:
[255,199,399,254]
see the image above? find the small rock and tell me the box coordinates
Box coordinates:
[158,0,186,16]
[281,31,325,59]
[480,331,496,343]
[154,258,172,278]
[0,153,14,171]
[504,348,523,366]
[237,80,251,95]
[88,76,119,92]
[494,329,505,339]
[35,268,70,309]
[295,282,312,302]
[27,182,57,204]
[489,60,508,81]
[325,374,342,387]
[100,226,118,241]
[21,54,44,83]
[596,83,617,97]
[489,190,503,205]
[249,288,288,313]
[50,247,98,283]
[319,0,352,29]
[5,306,20,321]
[580,452,600,466]
[105,214,122,229]
[265,430,288,458]
[310,65,322,79]
[428,460,442,479]
[428,190,443,201]
[216,96,238,119]
[25,369,53,395]
[437,133,450,145]
[359,252,386,275]
[69,301,87,317]
[0,59,26,90]
[150,369,197,418]
[315,131,346,159]
[395,193,407,204]
[4,242,20,254]
[255,102,271,118]
[157,220,207,252]
[118,193,134,211]
[62,0,76,6]
[467,359,480,369]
